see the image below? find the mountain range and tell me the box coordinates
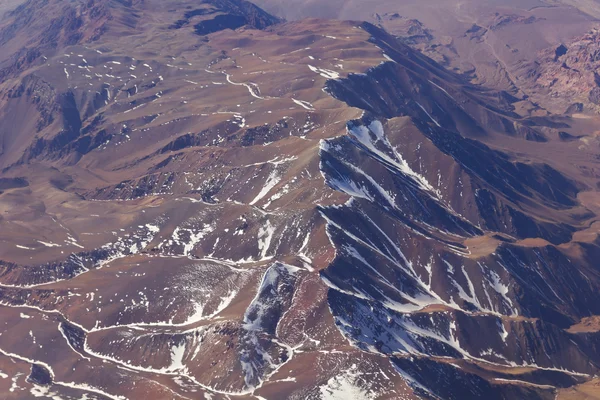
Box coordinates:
[1,0,600,399]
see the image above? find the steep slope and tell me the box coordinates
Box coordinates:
[316,23,600,400]
[252,0,600,116]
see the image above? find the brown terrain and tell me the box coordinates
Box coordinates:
[1,0,600,399]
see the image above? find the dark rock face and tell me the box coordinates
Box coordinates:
[20,91,83,162]
[0,223,161,286]
[565,102,584,114]
[555,44,568,61]
[89,172,177,200]
[589,87,600,105]
[0,177,28,190]
[27,363,53,386]
[59,321,86,354]
[194,14,249,35]
[558,131,581,141]
[169,0,281,35]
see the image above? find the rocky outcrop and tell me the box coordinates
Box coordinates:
[530,28,600,113]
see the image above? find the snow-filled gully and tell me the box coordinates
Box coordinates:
[316,116,592,387]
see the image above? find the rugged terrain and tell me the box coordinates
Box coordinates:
[253,0,600,115]
[1,0,600,399]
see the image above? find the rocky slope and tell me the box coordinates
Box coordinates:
[527,28,600,114]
